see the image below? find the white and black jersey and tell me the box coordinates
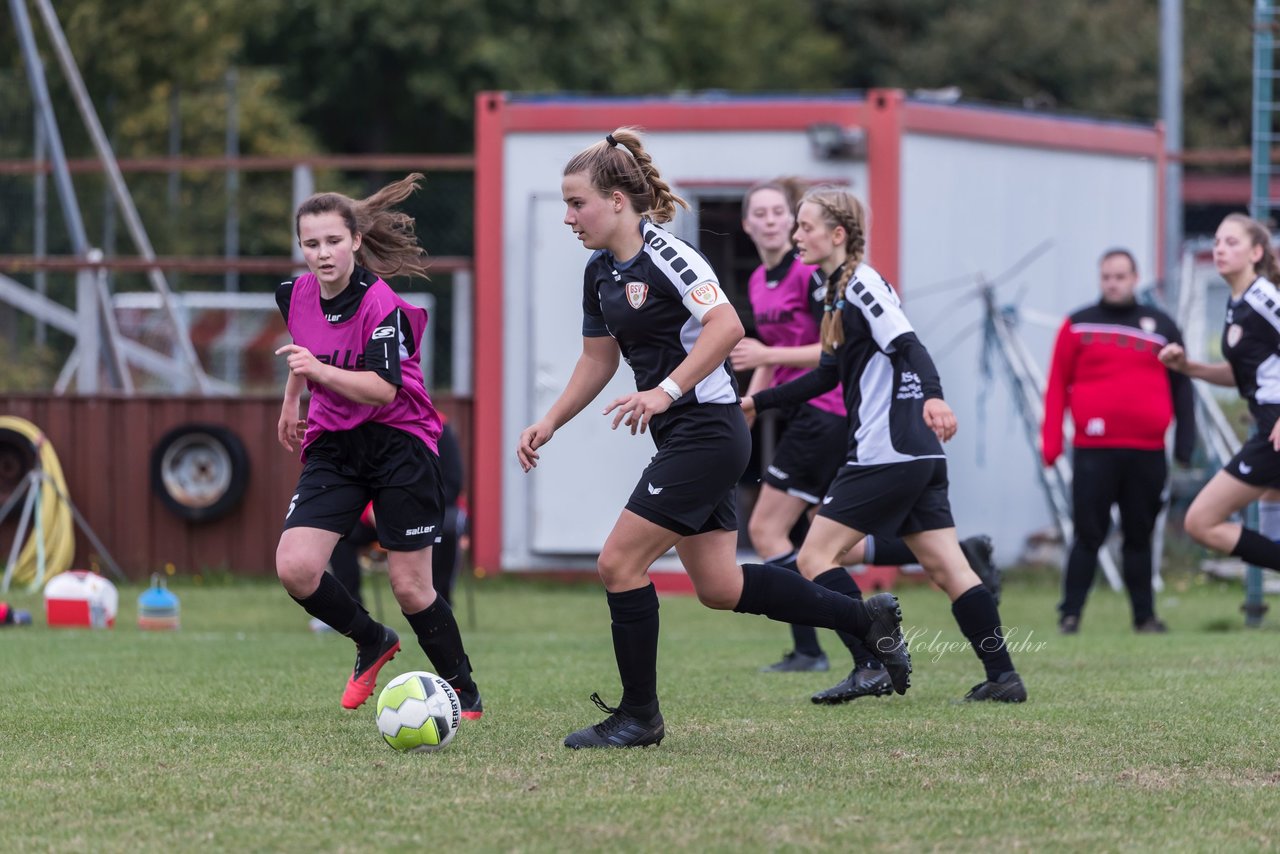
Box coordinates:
[752,262,946,465]
[582,220,738,412]
[276,265,414,387]
[1225,276,1280,428]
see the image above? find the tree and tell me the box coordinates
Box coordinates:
[813,0,1252,150]
[243,0,843,154]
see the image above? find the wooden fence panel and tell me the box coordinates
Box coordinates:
[0,394,471,580]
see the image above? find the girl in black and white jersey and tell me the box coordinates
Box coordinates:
[734,179,1002,694]
[1159,213,1280,570]
[742,187,1026,703]
[516,128,911,749]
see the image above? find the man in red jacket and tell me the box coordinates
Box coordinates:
[1042,249,1195,634]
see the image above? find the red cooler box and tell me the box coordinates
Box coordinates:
[44,570,118,628]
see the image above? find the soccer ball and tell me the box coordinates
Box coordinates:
[375,671,461,752]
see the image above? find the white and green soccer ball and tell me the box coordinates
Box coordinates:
[375,671,461,752]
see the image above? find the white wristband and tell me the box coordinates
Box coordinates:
[658,377,682,401]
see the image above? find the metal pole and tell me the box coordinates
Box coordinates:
[31,0,212,393]
[224,68,241,386]
[452,269,473,395]
[11,0,89,254]
[13,0,129,391]
[1245,0,1275,625]
[33,113,46,347]
[168,85,181,214]
[292,164,315,264]
[1160,0,1183,290]
[99,95,130,392]
[1253,0,1275,223]
[168,86,181,298]
[75,253,99,392]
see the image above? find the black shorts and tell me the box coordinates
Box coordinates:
[626,404,751,537]
[283,423,444,551]
[762,404,847,504]
[1225,430,1280,487]
[817,458,954,539]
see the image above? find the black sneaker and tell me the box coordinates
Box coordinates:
[564,693,665,749]
[456,685,484,720]
[1134,617,1168,634]
[963,671,1027,703]
[1059,614,1080,635]
[811,666,893,704]
[861,592,911,695]
[959,535,1001,604]
[760,650,830,673]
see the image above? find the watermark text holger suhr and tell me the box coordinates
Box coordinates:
[900,626,1049,663]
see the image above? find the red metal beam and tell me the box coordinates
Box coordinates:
[0,153,474,176]
[471,92,506,575]
[0,255,472,274]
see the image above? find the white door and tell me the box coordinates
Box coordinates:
[526,195,657,553]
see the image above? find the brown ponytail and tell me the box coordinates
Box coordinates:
[800,187,868,353]
[563,127,689,223]
[1224,212,1280,283]
[295,173,430,280]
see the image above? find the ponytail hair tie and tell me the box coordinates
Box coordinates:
[606,134,618,147]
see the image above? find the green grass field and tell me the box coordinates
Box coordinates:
[2,571,1278,852]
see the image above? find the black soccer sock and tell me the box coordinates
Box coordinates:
[1231,527,1280,571]
[608,584,661,719]
[865,536,917,566]
[404,597,477,694]
[950,584,1014,682]
[813,568,882,669]
[767,550,824,658]
[291,572,382,647]
[734,563,871,639]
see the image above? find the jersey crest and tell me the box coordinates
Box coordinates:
[626,281,649,309]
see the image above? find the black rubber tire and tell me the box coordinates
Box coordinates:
[150,424,250,523]
[0,427,38,507]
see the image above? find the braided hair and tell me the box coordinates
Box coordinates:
[295,173,429,280]
[799,188,868,353]
[563,127,689,223]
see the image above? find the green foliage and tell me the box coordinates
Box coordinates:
[242,0,841,153]
[0,0,318,263]
[817,0,1253,149]
[3,1,1261,163]
[0,336,61,391]
[0,577,1277,850]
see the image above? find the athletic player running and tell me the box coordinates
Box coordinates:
[517,129,911,749]
[1159,213,1280,572]
[734,179,1001,702]
[274,174,482,718]
[742,187,1027,703]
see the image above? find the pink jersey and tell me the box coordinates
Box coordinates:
[286,273,441,455]
[748,254,845,416]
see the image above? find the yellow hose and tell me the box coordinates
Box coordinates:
[0,416,74,589]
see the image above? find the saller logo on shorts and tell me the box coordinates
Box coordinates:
[405,525,436,536]
[627,282,649,309]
